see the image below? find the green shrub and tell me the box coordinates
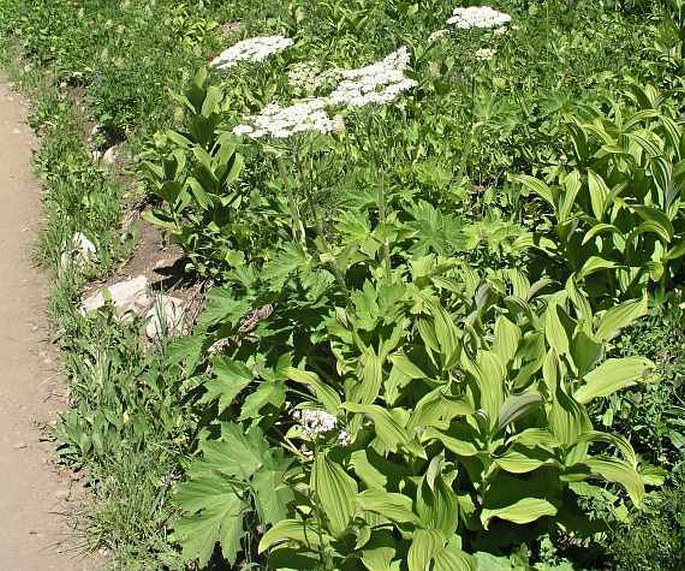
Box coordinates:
[171,234,656,568]
[137,78,660,568]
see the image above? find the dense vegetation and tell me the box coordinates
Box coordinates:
[1,0,684,568]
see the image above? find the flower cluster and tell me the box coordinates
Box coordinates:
[292,409,352,446]
[475,48,497,61]
[293,409,337,437]
[234,47,416,139]
[447,6,511,30]
[328,46,417,107]
[233,98,336,138]
[211,35,293,70]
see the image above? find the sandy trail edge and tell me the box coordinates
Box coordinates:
[0,78,93,569]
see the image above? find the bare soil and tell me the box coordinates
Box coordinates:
[0,78,93,569]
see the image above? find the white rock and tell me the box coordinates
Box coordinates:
[145,296,185,339]
[80,276,151,317]
[60,231,97,270]
[73,231,96,253]
[71,231,97,261]
[102,145,117,166]
[88,123,100,141]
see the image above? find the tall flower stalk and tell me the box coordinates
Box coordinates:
[276,155,307,247]
[365,113,393,278]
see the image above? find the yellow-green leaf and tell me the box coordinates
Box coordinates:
[544,303,570,356]
[357,489,418,524]
[594,295,648,342]
[285,366,341,413]
[497,391,543,430]
[582,457,645,506]
[575,356,656,404]
[587,169,610,220]
[258,519,329,553]
[512,174,556,209]
[577,256,619,280]
[408,529,445,571]
[343,403,425,458]
[312,452,358,538]
[481,497,557,528]
[422,426,480,457]
[492,315,521,365]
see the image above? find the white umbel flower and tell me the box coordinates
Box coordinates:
[293,409,337,436]
[448,6,511,29]
[475,48,497,60]
[233,47,417,140]
[232,124,255,136]
[211,35,293,69]
[328,47,417,107]
[338,46,411,80]
[233,98,335,139]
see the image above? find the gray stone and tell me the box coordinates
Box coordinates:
[145,296,185,339]
[102,145,117,166]
[80,275,151,317]
[60,231,97,270]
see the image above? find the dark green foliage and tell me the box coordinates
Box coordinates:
[605,466,685,570]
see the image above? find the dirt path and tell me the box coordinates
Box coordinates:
[0,78,91,569]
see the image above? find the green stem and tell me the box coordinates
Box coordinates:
[298,139,349,297]
[277,156,306,247]
[298,147,324,236]
[366,114,392,277]
[312,442,327,568]
[379,169,392,277]
[460,73,476,181]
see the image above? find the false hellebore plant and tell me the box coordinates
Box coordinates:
[169,197,656,568]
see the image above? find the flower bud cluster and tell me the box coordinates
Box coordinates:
[475,48,497,61]
[287,61,341,96]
